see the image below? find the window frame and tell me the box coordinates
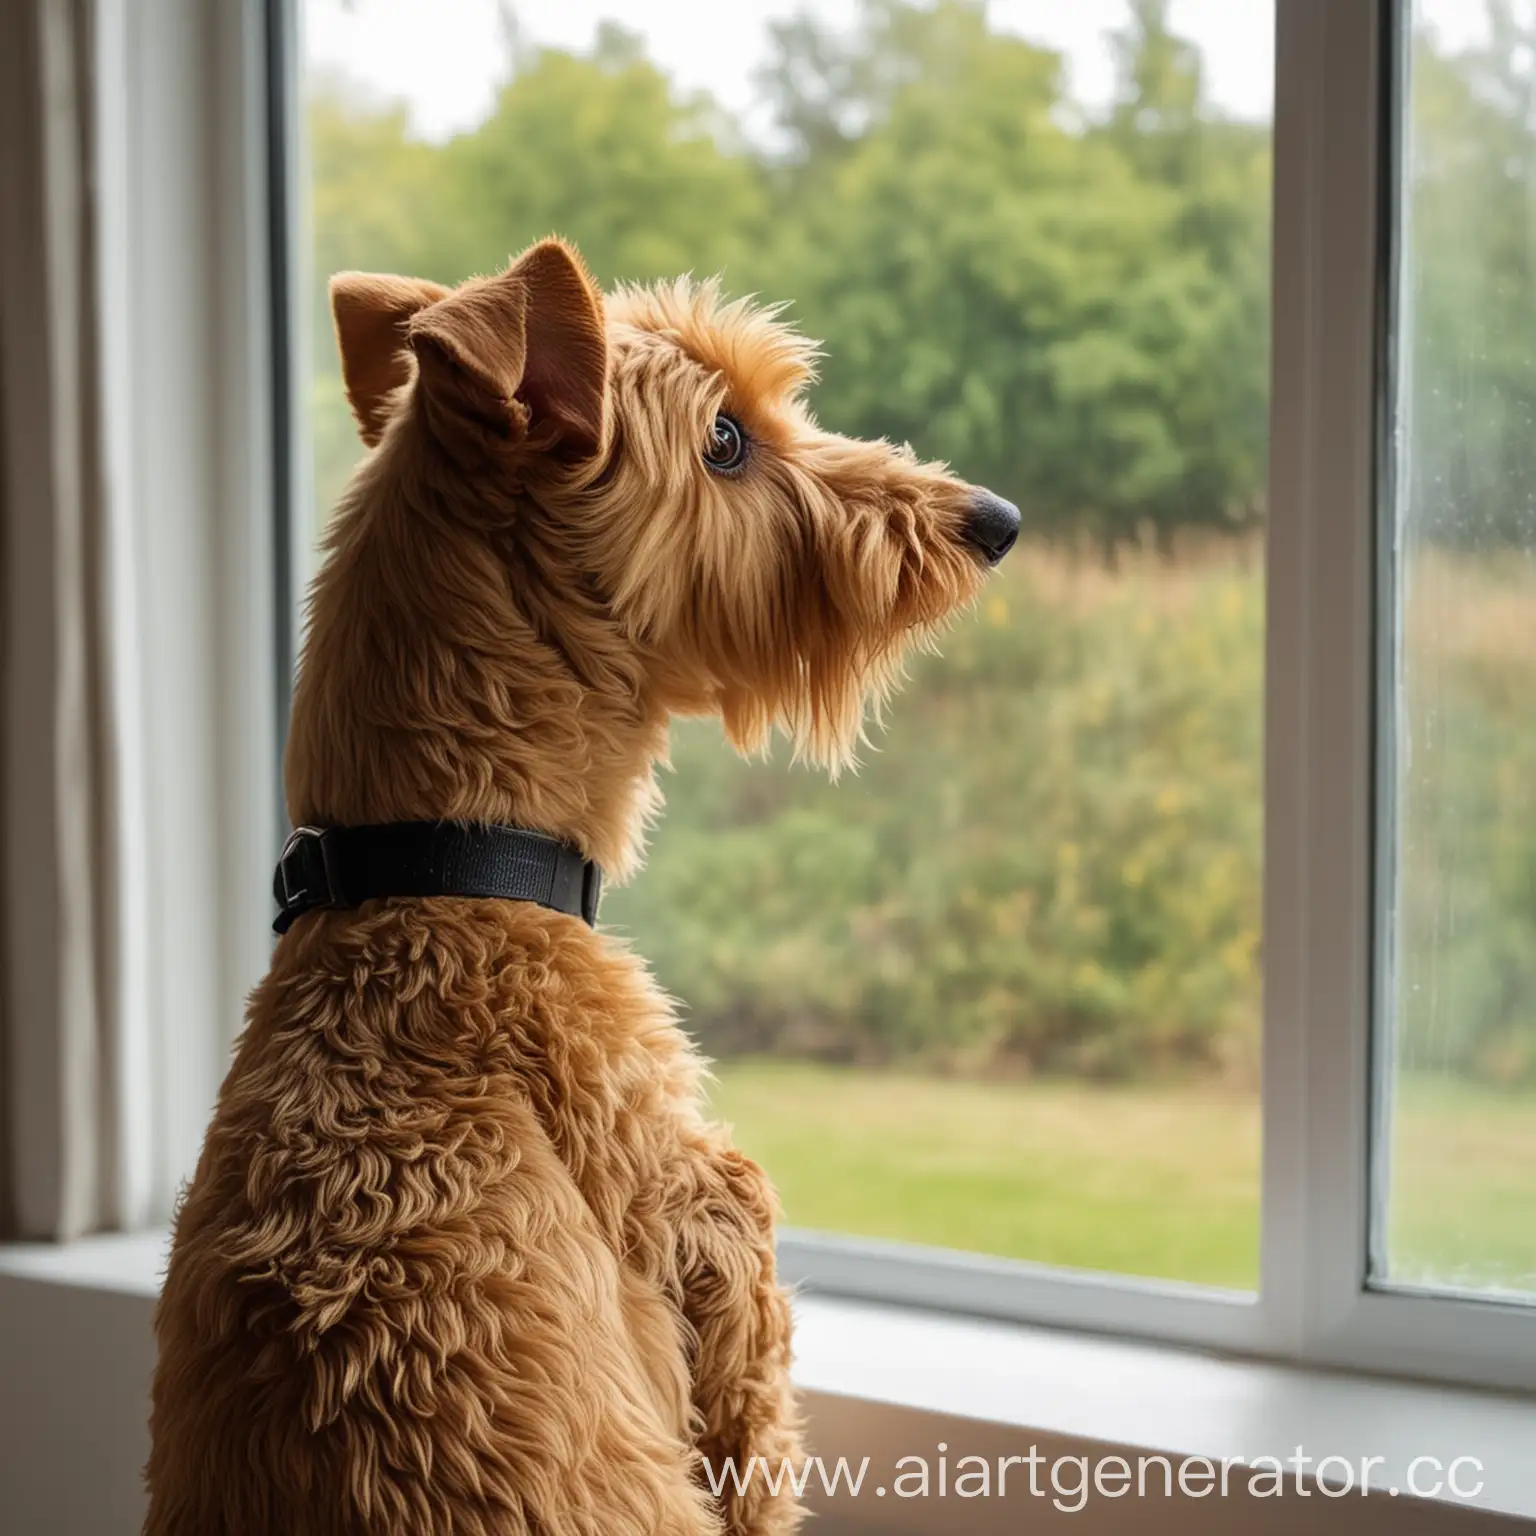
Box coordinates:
[775,0,1536,1394]
[250,0,1536,1393]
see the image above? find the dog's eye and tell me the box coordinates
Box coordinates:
[702,413,749,474]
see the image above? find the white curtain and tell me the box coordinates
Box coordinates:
[0,0,140,1240]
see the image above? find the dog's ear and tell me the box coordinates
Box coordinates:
[406,239,609,456]
[330,272,451,447]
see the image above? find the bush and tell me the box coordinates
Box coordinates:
[608,543,1536,1088]
[1396,556,1536,1086]
[606,541,1265,1082]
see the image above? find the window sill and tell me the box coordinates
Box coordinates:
[792,1291,1536,1528]
[0,1226,166,1297]
[3,1232,1534,1533]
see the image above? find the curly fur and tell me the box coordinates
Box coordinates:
[145,239,998,1535]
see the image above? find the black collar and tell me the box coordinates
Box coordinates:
[273,822,603,935]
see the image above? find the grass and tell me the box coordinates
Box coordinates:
[1389,1080,1536,1296]
[707,1058,1262,1289]
[707,1059,1536,1296]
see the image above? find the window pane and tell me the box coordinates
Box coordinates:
[1379,1,1536,1299]
[299,0,1272,1289]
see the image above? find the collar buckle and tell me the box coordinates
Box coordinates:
[580,859,603,926]
[273,826,342,928]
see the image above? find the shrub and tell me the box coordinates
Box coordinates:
[607,541,1264,1082]
[608,542,1536,1087]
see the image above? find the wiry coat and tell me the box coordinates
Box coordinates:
[145,239,994,1535]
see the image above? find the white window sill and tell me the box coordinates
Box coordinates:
[3,1232,1534,1533]
[792,1292,1536,1523]
[0,1227,167,1297]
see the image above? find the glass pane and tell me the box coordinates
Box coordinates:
[1379,0,1536,1298]
[299,0,1272,1289]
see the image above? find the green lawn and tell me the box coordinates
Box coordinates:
[708,1059,1261,1289]
[707,1059,1536,1295]
[1389,1080,1536,1296]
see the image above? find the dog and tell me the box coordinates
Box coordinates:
[144,237,1019,1536]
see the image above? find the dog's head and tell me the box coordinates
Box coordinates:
[331,238,1018,770]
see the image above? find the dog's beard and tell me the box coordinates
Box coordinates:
[716,512,982,774]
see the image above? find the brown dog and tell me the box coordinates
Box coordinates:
[144,238,1018,1536]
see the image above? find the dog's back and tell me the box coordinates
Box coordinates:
[146,903,720,1536]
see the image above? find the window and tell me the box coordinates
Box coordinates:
[283,0,1536,1389]
[1377,0,1536,1301]
[298,0,1273,1295]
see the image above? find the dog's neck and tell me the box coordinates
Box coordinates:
[284,428,667,881]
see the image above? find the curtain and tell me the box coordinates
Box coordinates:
[0,0,129,1240]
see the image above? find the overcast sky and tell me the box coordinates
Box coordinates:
[303,1,1502,147]
[303,0,1283,142]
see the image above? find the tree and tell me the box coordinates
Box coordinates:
[1405,10,1536,548]
[306,87,448,517]
[427,26,767,290]
[1101,0,1271,536]
[307,0,1276,543]
[757,0,1269,543]
[1106,0,1204,183]
[305,31,767,520]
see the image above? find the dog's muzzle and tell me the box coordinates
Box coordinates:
[963,490,1022,567]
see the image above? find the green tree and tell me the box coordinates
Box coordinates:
[305,28,767,520]
[1106,0,1204,182]
[1406,10,1536,548]
[755,0,1269,544]
[306,87,448,516]
[427,24,767,289]
[1099,0,1273,539]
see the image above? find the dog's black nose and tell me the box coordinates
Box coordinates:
[963,490,1021,566]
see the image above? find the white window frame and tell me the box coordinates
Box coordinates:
[84,0,1536,1397]
[775,0,1536,1395]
